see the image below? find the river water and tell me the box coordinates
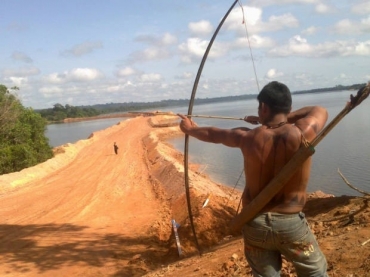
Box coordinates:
[46,118,128,147]
[46,90,370,196]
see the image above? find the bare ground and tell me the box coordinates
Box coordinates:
[0,116,369,277]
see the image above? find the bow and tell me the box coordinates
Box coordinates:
[183,0,239,255]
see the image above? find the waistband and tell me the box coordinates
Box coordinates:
[258,211,304,220]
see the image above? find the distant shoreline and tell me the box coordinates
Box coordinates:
[48,84,366,124]
[61,112,136,123]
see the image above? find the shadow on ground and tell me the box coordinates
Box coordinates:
[0,223,169,276]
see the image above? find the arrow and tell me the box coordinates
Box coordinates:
[230,84,370,231]
[129,111,246,121]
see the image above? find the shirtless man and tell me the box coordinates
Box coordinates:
[178,81,329,276]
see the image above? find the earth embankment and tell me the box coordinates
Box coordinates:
[0,115,369,276]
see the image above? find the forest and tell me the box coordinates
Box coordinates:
[36,83,366,123]
[0,85,53,174]
[0,82,365,174]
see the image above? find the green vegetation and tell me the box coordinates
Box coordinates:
[292,83,365,95]
[0,82,365,174]
[0,84,53,174]
[35,82,367,122]
[37,103,101,122]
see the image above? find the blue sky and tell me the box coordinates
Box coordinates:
[1,0,369,109]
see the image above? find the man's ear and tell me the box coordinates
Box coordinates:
[260,102,269,114]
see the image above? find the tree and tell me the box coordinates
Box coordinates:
[0,85,20,135]
[0,84,53,174]
[37,103,100,122]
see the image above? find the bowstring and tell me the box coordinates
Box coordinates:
[238,0,260,92]
[185,0,240,254]
[227,1,260,214]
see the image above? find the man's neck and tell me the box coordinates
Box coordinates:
[264,114,288,129]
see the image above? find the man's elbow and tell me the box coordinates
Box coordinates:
[318,106,329,121]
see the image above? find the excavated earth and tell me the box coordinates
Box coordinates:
[0,115,369,277]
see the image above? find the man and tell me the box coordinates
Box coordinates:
[178,81,329,276]
[113,142,119,155]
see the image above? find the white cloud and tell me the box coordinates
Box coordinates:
[178,38,228,63]
[135,33,177,46]
[43,73,67,84]
[128,47,171,63]
[333,16,370,35]
[234,35,275,49]
[106,85,121,93]
[143,48,167,60]
[62,41,103,57]
[139,73,162,82]
[69,68,103,82]
[247,0,321,7]
[228,6,262,30]
[351,1,370,15]
[266,68,284,79]
[189,20,214,36]
[179,38,206,58]
[127,33,177,63]
[8,77,28,87]
[162,33,177,45]
[43,68,103,84]
[2,66,40,77]
[354,41,370,56]
[301,26,319,35]
[334,19,352,33]
[11,51,33,63]
[39,86,63,96]
[176,72,193,79]
[226,6,298,34]
[315,3,332,14]
[268,35,370,57]
[106,81,136,93]
[1,1,369,109]
[116,67,136,77]
[267,13,299,30]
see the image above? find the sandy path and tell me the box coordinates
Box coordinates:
[0,117,165,276]
[2,116,369,276]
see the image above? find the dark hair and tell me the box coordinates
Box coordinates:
[257,81,292,114]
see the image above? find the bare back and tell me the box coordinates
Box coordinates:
[178,105,327,214]
[241,124,311,213]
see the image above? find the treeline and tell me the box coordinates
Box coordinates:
[293,83,365,95]
[36,82,367,122]
[37,95,257,122]
[86,94,256,114]
[80,83,367,114]
[0,84,53,174]
[37,103,101,122]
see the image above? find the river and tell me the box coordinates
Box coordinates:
[46,90,370,196]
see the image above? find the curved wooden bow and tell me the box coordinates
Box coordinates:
[184,0,239,254]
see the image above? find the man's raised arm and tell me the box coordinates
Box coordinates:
[288,106,328,140]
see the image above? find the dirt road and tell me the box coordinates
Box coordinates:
[0,116,369,276]
[0,117,173,276]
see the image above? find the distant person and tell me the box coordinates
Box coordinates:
[178,81,329,276]
[113,142,119,155]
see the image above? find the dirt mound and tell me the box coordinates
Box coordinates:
[0,115,369,276]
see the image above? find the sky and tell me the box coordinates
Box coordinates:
[0,0,369,109]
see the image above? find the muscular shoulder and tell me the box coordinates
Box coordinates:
[294,117,323,142]
[254,125,301,146]
[236,126,290,147]
[294,106,328,141]
[240,125,302,165]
